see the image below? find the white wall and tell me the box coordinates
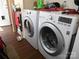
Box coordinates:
[44,0,78,9]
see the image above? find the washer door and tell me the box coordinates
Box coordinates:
[24,16,34,37]
[39,23,65,56]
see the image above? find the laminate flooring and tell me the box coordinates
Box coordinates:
[0,26,45,59]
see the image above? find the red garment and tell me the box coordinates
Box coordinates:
[0,37,4,48]
[14,12,19,28]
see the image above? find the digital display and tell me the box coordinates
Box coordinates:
[58,17,72,24]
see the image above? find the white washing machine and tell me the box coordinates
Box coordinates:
[70,27,79,59]
[22,9,39,49]
[38,11,79,59]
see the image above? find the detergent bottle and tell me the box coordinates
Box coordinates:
[37,0,44,9]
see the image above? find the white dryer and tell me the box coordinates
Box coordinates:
[22,10,39,49]
[38,11,79,59]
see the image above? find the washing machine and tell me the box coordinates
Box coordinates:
[38,11,79,59]
[70,26,79,59]
[22,9,39,49]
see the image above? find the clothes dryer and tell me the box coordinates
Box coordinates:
[22,10,39,49]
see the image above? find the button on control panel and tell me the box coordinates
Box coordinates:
[66,31,70,35]
[48,15,53,20]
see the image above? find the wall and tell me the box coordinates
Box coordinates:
[14,0,34,9]
[44,0,78,9]
[14,0,78,10]
[14,0,23,9]
[23,0,34,9]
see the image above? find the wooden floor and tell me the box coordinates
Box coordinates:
[0,26,45,59]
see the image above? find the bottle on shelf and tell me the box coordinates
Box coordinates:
[61,1,67,9]
[37,0,44,9]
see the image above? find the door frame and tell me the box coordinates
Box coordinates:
[7,0,16,32]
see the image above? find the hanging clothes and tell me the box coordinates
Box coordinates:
[14,12,19,28]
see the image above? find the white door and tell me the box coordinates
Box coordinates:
[0,0,11,26]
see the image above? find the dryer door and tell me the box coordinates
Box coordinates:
[24,16,34,37]
[39,23,65,56]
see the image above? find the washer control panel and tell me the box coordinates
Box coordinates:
[58,17,72,24]
[58,16,72,27]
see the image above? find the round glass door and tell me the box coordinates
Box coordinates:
[39,23,65,56]
[24,17,34,37]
